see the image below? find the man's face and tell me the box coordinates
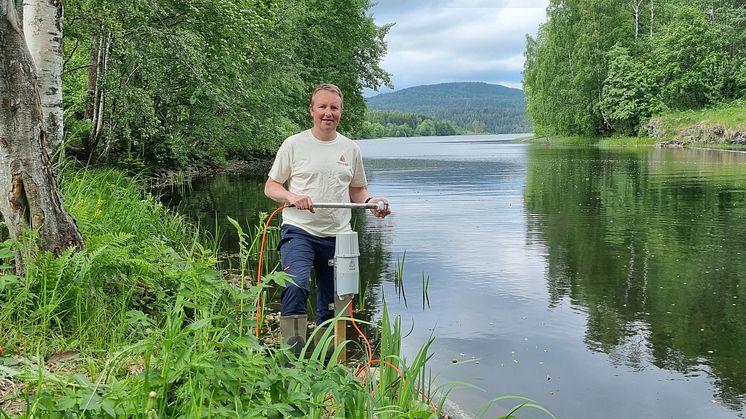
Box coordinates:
[310,89,342,133]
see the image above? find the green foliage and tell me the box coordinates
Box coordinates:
[649,99,746,145]
[360,110,459,139]
[524,0,746,137]
[648,5,728,109]
[61,0,391,168]
[524,0,631,136]
[599,45,662,134]
[0,169,212,354]
[366,82,532,134]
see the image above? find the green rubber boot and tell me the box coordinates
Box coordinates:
[280,314,307,361]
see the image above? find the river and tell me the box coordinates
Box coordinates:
[159,134,746,418]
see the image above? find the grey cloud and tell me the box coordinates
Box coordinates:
[371,1,548,91]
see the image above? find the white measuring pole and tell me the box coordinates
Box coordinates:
[303,202,387,210]
[305,201,387,363]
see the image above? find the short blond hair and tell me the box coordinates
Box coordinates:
[309,83,344,110]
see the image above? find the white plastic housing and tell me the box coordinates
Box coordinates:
[334,231,360,297]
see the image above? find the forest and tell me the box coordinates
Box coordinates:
[523,0,746,137]
[358,109,459,138]
[365,82,533,136]
[55,0,392,168]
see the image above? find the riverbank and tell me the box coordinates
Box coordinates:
[646,102,746,149]
[525,101,746,150]
[149,157,274,188]
[523,135,656,146]
[3,167,532,418]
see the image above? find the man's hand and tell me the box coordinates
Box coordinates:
[368,197,390,218]
[290,194,315,213]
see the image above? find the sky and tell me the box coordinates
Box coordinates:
[366,0,550,95]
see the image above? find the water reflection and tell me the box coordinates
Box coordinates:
[524,145,746,411]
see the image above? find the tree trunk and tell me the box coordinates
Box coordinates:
[632,0,643,40]
[0,0,84,273]
[84,26,109,163]
[649,0,654,36]
[22,0,64,154]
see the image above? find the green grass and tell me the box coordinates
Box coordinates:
[520,135,595,145]
[596,136,656,147]
[0,167,554,418]
[657,100,746,129]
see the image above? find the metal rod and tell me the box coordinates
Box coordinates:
[290,202,387,210]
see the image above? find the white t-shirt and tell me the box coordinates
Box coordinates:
[268,129,367,237]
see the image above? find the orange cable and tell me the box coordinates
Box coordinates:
[349,301,437,414]
[254,205,287,337]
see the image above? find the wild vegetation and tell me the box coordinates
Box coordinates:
[0,169,432,417]
[365,82,532,136]
[59,0,391,169]
[523,0,746,138]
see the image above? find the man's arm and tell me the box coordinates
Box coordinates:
[265,177,315,212]
[349,186,369,204]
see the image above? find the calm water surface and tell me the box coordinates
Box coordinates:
[160,135,746,418]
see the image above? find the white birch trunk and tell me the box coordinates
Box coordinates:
[632,0,643,40]
[84,27,110,161]
[22,0,64,154]
[1,0,84,273]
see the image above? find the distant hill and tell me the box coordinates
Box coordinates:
[365,82,532,134]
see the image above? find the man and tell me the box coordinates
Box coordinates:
[264,83,390,358]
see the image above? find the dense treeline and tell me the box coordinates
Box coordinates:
[366,82,533,134]
[523,0,746,136]
[62,0,391,168]
[358,109,459,138]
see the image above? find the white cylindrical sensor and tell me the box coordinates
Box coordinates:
[334,231,360,297]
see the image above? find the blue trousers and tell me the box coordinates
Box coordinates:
[278,224,336,325]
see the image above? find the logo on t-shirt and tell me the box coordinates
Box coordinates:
[337,153,349,165]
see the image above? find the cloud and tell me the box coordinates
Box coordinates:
[368,0,549,93]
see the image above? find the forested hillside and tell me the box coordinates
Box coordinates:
[358,110,460,138]
[60,0,391,168]
[365,82,532,134]
[523,0,746,137]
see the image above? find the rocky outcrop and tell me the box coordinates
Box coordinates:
[646,118,746,148]
[645,118,665,140]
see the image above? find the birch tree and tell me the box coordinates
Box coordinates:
[22,0,64,153]
[0,0,84,273]
[632,0,645,39]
